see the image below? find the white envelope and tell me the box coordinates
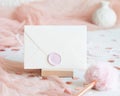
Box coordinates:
[24,25,87,70]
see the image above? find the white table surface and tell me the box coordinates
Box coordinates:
[0,28,120,96]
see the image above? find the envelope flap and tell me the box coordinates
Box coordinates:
[24,25,86,53]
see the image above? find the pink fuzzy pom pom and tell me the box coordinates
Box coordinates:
[85,63,119,91]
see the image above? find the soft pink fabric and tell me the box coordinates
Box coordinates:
[0,7,14,18]
[13,4,41,25]
[0,58,72,96]
[85,63,119,91]
[0,18,24,50]
[0,0,120,50]
[13,0,120,30]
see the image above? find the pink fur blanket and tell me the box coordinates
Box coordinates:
[0,58,72,96]
[0,0,120,50]
[0,0,120,95]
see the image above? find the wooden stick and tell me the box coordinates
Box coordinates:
[74,81,96,96]
[41,69,73,77]
[114,66,120,70]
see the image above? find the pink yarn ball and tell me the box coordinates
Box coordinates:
[85,63,119,91]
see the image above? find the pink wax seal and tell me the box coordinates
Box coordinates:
[47,52,61,66]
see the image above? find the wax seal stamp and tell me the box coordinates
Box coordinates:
[48,52,61,66]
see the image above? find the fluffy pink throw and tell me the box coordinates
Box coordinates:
[13,0,120,29]
[0,58,72,96]
[0,0,120,50]
[0,18,24,50]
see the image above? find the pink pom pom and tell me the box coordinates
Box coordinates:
[85,63,119,91]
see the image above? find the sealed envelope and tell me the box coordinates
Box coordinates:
[24,25,87,70]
